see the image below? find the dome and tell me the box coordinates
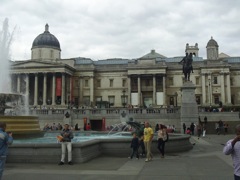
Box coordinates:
[207,36,218,47]
[32,24,61,50]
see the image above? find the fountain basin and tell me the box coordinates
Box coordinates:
[7,133,192,163]
[0,115,43,138]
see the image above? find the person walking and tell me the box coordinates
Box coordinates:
[128,132,139,159]
[0,122,13,179]
[157,124,168,158]
[223,124,240,180]
[143,122,154,162]
[183,123,186,134]
[58,124,74,165]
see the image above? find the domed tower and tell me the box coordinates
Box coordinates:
[31,24,61,61]
[206,37,219,60]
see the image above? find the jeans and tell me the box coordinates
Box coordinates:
[130,147,139,159]
[157,138,165,156]
[61,142,72,162]
[0,156,6,180]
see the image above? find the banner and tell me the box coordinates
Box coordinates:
[56,78,62,96]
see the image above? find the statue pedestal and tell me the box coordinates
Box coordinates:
[180,81,198,133]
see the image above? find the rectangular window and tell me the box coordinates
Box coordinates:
[74,79,79,88]
[110,79,114,87]
[230,78,233,86]
[195,77,200,85]
[122,79,126,87]
[214,95,219,104]
[108,96,115,106]
[95,96,102,102]
[97,79,101,87]
[213,76,218,84]
[145,79,150,86]
[168,77,173,86]
[85,79,89,87]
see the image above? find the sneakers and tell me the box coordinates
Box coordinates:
[128,157,131,159]
[145,159,149,162]
[136,158,139,160]
[68,161,73,165]
[58,161,64,165]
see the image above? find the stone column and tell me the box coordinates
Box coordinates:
[180,81,198,133]
[220,73,225,104]
[61,73,66,106]
[9,74,12,92]
[226,73,231,104]
[70,76,72,104]
[43,73,47,106]
[163,75,166,106]
[25,74,29,105]
[52,73,56,105]
[208,74,212,106]
[201,73,206,105]
[17,74,21,93]
[138,75,141,106]
[34,73,38,106]
[90,76,94,106]
[79,77,83,105]
[128,75,131,106]
[153,75,156,105]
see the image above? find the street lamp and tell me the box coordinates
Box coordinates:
[122,89,126,108]
[174,92,178,107]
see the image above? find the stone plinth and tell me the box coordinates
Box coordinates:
[180,81,198,133]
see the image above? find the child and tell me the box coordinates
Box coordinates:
[128,132,139,159]
[186,127,191,135]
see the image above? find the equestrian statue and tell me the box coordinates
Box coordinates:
[179,52,193,81]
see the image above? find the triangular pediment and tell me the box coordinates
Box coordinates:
[11,60,64,68]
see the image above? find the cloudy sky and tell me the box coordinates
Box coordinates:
[1,0,240,61]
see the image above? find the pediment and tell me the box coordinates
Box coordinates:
[11,60,64,68]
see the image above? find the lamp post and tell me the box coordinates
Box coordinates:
[174,92,178,107]
[122,89,126,108]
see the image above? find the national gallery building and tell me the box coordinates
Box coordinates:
[10,24,240,109]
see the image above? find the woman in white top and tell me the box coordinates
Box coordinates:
[157,124,167,158]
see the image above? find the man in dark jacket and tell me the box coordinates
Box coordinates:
[0,122,13,179]
[58,124,74,165]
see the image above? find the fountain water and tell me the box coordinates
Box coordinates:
[0,18,42,138]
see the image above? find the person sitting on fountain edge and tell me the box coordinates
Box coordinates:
[58,124,74,165]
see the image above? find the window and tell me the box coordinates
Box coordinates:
[85,79,89,87]
[213,76,218,84]
[168,77,173,86]
[214,95,219,104]
[50,50,53,58]
[108,96,115,106]
[121,95,128,106]
[39,49,42,58]
[195,77,200,85]
[230,78,233,86]
[122,79,126,87]
[110,79,114,87]
[145,79,150,86]
[74,79,79,88]
[97,79,101,87]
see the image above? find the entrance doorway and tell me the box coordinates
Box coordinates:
[90,119,103,131]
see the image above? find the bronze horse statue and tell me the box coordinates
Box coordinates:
[179,53,193,81]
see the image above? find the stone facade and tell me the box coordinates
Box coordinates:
[9,25,240,109]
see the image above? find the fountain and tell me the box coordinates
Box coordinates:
[0,18,42,138]
[1,18,192,164]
